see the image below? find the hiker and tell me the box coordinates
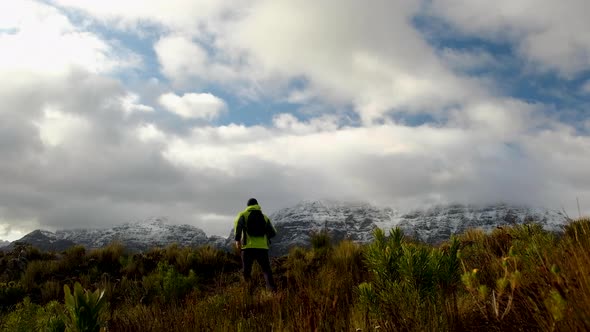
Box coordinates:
[234,198,277,292]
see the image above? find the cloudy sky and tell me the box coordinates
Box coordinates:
[1,0,589,240]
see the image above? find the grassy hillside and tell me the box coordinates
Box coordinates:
[1,218,589,331]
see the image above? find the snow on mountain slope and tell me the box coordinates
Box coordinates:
[7,201,570,255]
[54,217,209,251]
[385,203,567,244]
[268,201,568,255]
[270,200,392,248]
[6,230,77,251]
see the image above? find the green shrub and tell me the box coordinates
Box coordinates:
[0,298,65,332]
[121,253,159,279]
[21,260,56,292]
[359,228,462,330]
[0,297,42,332]
[60,246,87,276]
[159,263,199,304]
[0,281,26,312]
[88,242,125,277]
[0,244,56,283]
[140,262,199,305]
[63,282,107,332]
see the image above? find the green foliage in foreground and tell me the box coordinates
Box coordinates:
[1,218,590,331]
[64,282,106,332]
[359,228,462,330]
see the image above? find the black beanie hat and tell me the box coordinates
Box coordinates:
[247,198,258,206]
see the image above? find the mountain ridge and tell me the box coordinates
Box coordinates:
[266,201,567,255]
[4,202,570,254]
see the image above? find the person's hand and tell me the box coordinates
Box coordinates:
[235,240,242,251]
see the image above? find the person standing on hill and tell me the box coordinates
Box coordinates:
[234,198,277,292]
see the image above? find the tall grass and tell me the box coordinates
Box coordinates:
[358,228,462,330]
[1,219,590,331]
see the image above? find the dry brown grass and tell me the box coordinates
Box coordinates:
[2,220,590,331]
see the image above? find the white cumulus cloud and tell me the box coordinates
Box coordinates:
[0,0,139,76]
[1,0,589,241]
[159,92,226,120]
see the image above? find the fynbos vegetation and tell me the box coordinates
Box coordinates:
[1,218,589,331]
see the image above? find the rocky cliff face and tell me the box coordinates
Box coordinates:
[5,201,569,255]
[268,201,387,255]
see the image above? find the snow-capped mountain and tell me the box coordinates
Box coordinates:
[268,201,387,255]
[54,217,210,251]
[8,230,77,251]
[6,201,569,255]
[5,218,216,252]
[388,203,566,244]
[266,201,568,255]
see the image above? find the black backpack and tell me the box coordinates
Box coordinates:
[246,210,267,237]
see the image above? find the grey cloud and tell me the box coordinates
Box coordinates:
[2,1,590,242]
[324,144,544,208]
[428,0,590,76]
[1,68,589,239]
[0,71,338,236]
[0,71,200,230]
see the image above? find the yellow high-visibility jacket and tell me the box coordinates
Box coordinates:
[234,204,276,250]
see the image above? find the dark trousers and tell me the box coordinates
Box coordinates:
[241,248,276,291]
